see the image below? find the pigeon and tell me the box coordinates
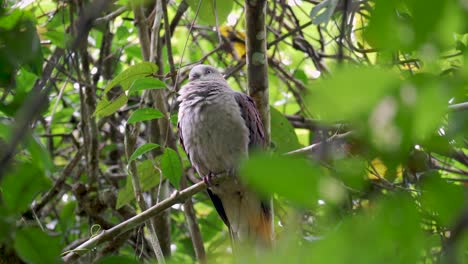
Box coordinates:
[177,64,272,249]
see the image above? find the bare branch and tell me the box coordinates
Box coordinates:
[62,174,227,262]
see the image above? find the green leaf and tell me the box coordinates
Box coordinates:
[309,194,424,263]
[186,0,233,25]
[127,108,164,124]
[310,0,339,25]
[241,154,323,207]
[128,77,166,94]
[0,207,14,243]
[161,148,182,189]
[116,160,161,209]
[334,157,368,191]
[270,107,302,153]
[0,9,26,30]
[1,161,51,214]
[0,10,43,86]
[43,30,71,49]
[138,159,161,192]
[128,143,159,163]
[104,62,158,94]
[407,74,448,141]
[97,255,140,264]
[94,94,128,117]
[421,173,464,226]
[116,175,134,209]
[59,201,76,232]
[306,66,399,122]
[170,114,178,127]
[14,227,62,264]
[26,134,54,172]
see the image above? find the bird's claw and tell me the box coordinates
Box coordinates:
[203,172,216,187]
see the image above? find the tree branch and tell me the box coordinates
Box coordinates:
[62,174,227,262]
[245,0,270,144]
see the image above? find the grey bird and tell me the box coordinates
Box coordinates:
[177,64,272,248]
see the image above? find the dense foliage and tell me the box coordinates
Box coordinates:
[0,0,467,263]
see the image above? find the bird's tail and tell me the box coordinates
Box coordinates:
[224,192,274,251]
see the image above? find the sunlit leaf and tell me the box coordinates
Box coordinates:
[186,0,233,25]
[128,77,166,94]
[161,148,182,189]
[309,0,339,25]
[94,94,128,117]
[127,108,164,124]
[104,62,158,93]
[128,143,159,163]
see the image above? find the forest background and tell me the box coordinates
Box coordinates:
[0,0,467,263]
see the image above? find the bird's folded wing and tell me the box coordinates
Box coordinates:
[233,92,267,149]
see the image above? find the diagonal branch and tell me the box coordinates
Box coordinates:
[62,174,227,262]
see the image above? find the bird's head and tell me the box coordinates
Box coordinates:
[189,65,224,82]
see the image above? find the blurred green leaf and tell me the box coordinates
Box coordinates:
[0,9,43,87]
[0,9,27,29]
[14,227,62,264]
[1,161,51,214]
[43,30,71,49]
[104,62,158,94]
[309,194,424,264]
[59,201,76,232]
[128,143,159,163]
[94,94,128,117]
[116,175,134,209]
[307,66,399,122]
[421,173,464,226]
[405,74,448,141]
[97,255,140,264]
[241,154,323,207]
[0,206,14,243]
[127,108,164,124]
[334,157,367,191]
[0,68,37,116]
[26,134,54,172]
[270,107,302,153]
[186,0,233,25]
[128,77,166,94]
[161,148,182,189]
[310,0,339,25]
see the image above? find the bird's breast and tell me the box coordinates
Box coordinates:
[179,93,249,176]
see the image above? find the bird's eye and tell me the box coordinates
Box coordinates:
[206,70,212,74]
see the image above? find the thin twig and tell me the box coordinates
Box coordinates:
[286,131,354,155]
[125,125,166,264]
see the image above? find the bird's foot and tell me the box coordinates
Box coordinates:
[203,172,216,187]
